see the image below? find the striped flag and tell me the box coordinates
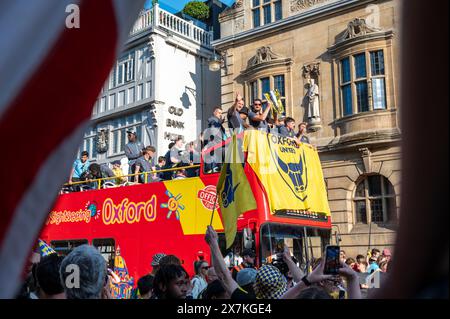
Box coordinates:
[0,0,145,298]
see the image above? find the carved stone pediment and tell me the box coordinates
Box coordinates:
[337,18,381,43]
[247,46,283,68]
[290,0,330,13]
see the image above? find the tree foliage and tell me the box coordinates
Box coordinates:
[182,1,210,21]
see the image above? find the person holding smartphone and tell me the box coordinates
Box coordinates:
[281,246,362,299]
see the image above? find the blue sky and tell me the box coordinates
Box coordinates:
[145,0,236,13]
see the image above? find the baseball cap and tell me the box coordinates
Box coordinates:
[236,268,257,287]
[126,128,137,135]
[151,253,166,267]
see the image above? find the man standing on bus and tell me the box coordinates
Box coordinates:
[231,249,256,280]
[125,128,144,175]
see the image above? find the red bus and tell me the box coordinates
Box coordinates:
[40,131,332,294]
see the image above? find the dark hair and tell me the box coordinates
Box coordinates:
[253,99,262,104]
[175,137,183,143]
[153,264,188,299]
[159,255,182,267]
[285,117,295,125]
[137,274,154,296]
[158,156,166,163]
[168,142,176,150]
[36,254,64,296]
[202,280,226,299]
[372,248,380,255]
[296,286,332,299]
[213,107,222,112]
[194,260,207,275]
[356,254,365,261]
[81,151,89,157]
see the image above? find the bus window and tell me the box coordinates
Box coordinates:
[304,228,331,262]
[260,224,306,270]
[260,224,331,274]
[92,238,115,270]
[50,239,88,256]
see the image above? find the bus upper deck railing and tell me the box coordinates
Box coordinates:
[63,164,201,193]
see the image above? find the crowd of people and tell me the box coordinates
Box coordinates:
[18,226,394,300]
[66,129,203,191]
[66,92,316,192]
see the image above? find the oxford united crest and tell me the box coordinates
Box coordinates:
[221,164,239,208]
[268,134,308,201]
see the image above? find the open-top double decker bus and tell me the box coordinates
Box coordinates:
[40,130,332,293]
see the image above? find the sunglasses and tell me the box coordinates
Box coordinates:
[254,103,261,106]
[202,266,210,270]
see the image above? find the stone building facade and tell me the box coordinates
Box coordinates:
[213,0,401,257]
[79,4,220,164]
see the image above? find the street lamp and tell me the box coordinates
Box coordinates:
[208,50,223,72]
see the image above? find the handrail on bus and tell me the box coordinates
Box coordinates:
[63,164,201,191]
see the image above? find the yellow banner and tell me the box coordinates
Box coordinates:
[243,130,330,216]
[163,178,223,235]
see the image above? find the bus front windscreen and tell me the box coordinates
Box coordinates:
[260,223,331,273]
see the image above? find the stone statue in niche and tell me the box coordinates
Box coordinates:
[306,78,320,120]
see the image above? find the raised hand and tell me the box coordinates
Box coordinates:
[205,225,218,245]
[307,258,334,284]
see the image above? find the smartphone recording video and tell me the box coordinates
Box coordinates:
[324,245,341,275]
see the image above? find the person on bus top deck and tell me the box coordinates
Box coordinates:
[239,106,251,130]
[111,160,126,185]
[134,146,156,183]
[162,138,183,180]
[124,128,145,174]
[296,122,311,145]
[68,151,90,184]
[231,249,256,280]
[227,92,246,134]
[208,106,227,141]
[248,98,271,132]
[278,117,298,139]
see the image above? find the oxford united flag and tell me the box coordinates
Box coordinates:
[217,134,257,248]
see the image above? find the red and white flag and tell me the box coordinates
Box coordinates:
[0,0,145,298]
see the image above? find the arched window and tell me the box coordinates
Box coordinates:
[353,175,396,224]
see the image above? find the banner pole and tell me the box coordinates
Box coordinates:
[209,190,218,226]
